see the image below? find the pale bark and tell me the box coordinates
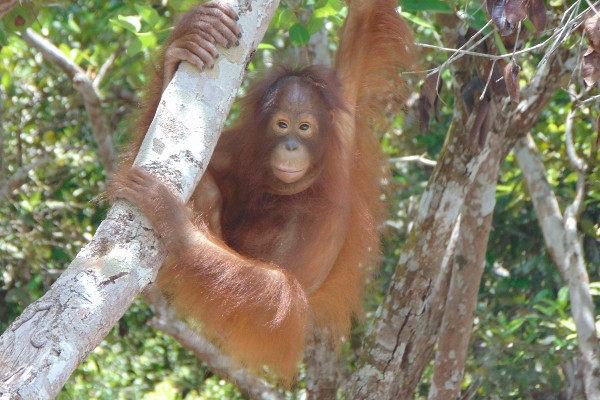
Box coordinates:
[345,117,491,399]
[304,327,341,400]
[307,27,332,66]
[0,2,279,398]
[428,132,502,400]
[20,28,116,173]
[514,133,600,399]
[346,19,578,398]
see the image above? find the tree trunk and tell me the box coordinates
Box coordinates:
[345,117,491,399]
[345,20,578,397]
[514,133,600,399]
[428,130,503,399]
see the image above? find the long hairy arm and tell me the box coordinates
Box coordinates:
[116,168,308,381]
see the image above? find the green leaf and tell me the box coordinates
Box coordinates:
[134,4,160,28]
[557,286,569,309]
[563,172,578,183]
[400,0,452,14]
[307,17,325,35]
[0,22,7,46]
[505,318,525,335]
[128,36,143,56]
[68,16,81,34]
[1,72,9,90]
[328,15,344,27]
[258,43,276,50]
[559,319,576,332]
[278,9,297,29]
[111,15,142,33]
[136,32,157,50]
[2,3,41,33]
[289,23,310,46]
[314,0,344,18]
[400,12,436,31]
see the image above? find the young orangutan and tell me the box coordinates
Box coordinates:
[113,0,414,380]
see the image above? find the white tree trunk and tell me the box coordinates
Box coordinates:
[514,134,600,400]
[427,132,502,400]
[0,2,279,398]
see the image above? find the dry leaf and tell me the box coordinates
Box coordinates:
[485,60,509,98]
[582,47,600,86]
[527,0,547,34]
[506,0,527,26]
[504,59,521,103]
[418,71,442,133]
[488,0,528,36]
[584,7,600,52]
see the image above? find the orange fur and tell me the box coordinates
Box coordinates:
[110,0,415,382]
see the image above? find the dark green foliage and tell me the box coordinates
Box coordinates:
[1,0,598,398]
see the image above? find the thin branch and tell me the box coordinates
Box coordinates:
[565,104,588,173]
[480,59,497,100]
[579,93,600,104]
[418,4,590,66]
[514,134,599,399]
[424,20,494,79]
[564,105,588,218]
[0,2,281,398]
[0,0,30,19]
[20,28,115,173]
[144,287,283,400]
[93,48,122,91]
[417,37,548,61]
[389,155,437,167]
[0,155,53,199]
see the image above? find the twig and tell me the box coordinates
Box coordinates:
[93,48,122,92]
[389,155,437,167]
[0,155,53,199]
[579,93,600,104]
[481,59,497,100]
[564,106,587,217]
[418,3,590,67]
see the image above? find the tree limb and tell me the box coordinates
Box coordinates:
[514,133,600,400]
[427,132,502,399]
[0,155,53,199]
[144,287,283,400]
[0,0,29,19]
[20,28,115,173]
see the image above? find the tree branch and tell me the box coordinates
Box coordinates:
[144,287,282,400]
[0,0,30,19]
[20,28,115,173]
[389,155,437,167]
[514,133,600,399]
[0,155,53,199]
[346,9,581,397]
[428,132,503,400]
[93,49,121,92]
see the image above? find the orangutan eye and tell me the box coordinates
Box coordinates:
[299,123,310,131]
[278,121,288,129]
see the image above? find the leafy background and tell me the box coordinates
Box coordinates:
[1,0,598,398]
